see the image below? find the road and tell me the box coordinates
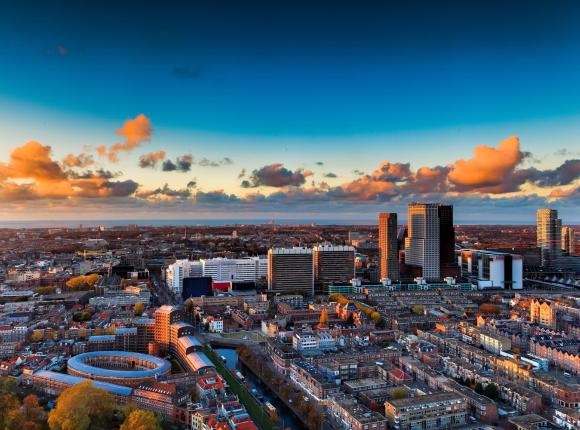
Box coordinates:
[150,273,181,305]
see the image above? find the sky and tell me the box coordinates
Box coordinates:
[0,0,579,224]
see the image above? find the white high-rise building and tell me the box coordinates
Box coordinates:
[165,260,202,293]
[404,203,440,280]
[200,257,267,282]
[458,249,523,290]
[537,208,562,267]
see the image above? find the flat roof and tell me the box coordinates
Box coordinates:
[34,370,133,396]
[67,351,171,379]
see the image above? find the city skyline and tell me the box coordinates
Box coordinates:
[1,1,579,223]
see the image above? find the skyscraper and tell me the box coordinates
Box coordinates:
[404,203,440,280]
[562,226,575,256]
[536,208,562,267]
[313,244,355,287]
[438,204,456,275]
[268,247,314,295]
[379,212,399,281]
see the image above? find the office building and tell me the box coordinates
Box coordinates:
[384,392,468,430]
[154,305,182,352]
[182,277,212,300]
[268,247,314,295]
[438,204,458,276]
[537,208,562,268]
[200,257,267,282]
[405,203,440,280]
[379,212,399,281]
[562,226,575,256]
[458,249,523,289]
[313,244,355,287]
[165,260,202,294]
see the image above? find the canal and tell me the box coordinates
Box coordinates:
[215,348,305,430]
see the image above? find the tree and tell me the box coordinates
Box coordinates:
[5,394,46,430]
[48,381,115,430]
[484,383,499,400]
[412,305,424,315]
[391,387,408,400]
[134,302,145,316]
[474,382,484,394]
[30,330,44,342]
[0,376,17,393]
[0,393,20,428]
[120,410,161,430]
[66,274,101,291]
[319,308,329,326]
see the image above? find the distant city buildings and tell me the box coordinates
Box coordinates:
[166,257,266,294]
[537,208,562,268]
[268,247,314,295]
[458,249,523,290]
[379,212,399,281]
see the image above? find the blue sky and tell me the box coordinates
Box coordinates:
[0,1,579,222]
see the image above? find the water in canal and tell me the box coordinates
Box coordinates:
[215,348,305,430]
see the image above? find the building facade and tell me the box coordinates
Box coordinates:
[537,208,562,268]
[458,249,523,289]
[268,247,314,295]
[313,244,355,287]
[385,392,468,430]
[379,212,399,281]
[405,203,441,280]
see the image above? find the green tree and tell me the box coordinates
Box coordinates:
[484,383,499,400]
[48,381,114,430]
[120,410,161,430]
[474,382,484,394]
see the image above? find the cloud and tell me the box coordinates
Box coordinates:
[136,183,192,200]
[315,161,324,166]
[448,136,526,193]
[528,159,580,187]
[323,172,338,178]
[0,141,140,201]
[98,114,152,162]
[162,155,193,172]
[198,157,234,167]
[63,152,94,168]
[238,169,246,179]
[0,141,66,182]
[243,163,314,188]
[139,150,167,168]
[353,169,365,176]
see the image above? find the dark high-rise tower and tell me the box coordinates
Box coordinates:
[379,212,399,281]
[438,204,456,274]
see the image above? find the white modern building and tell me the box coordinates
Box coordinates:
[200,257,267,282]
[459,249,523,290]
[165,260,203,294]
